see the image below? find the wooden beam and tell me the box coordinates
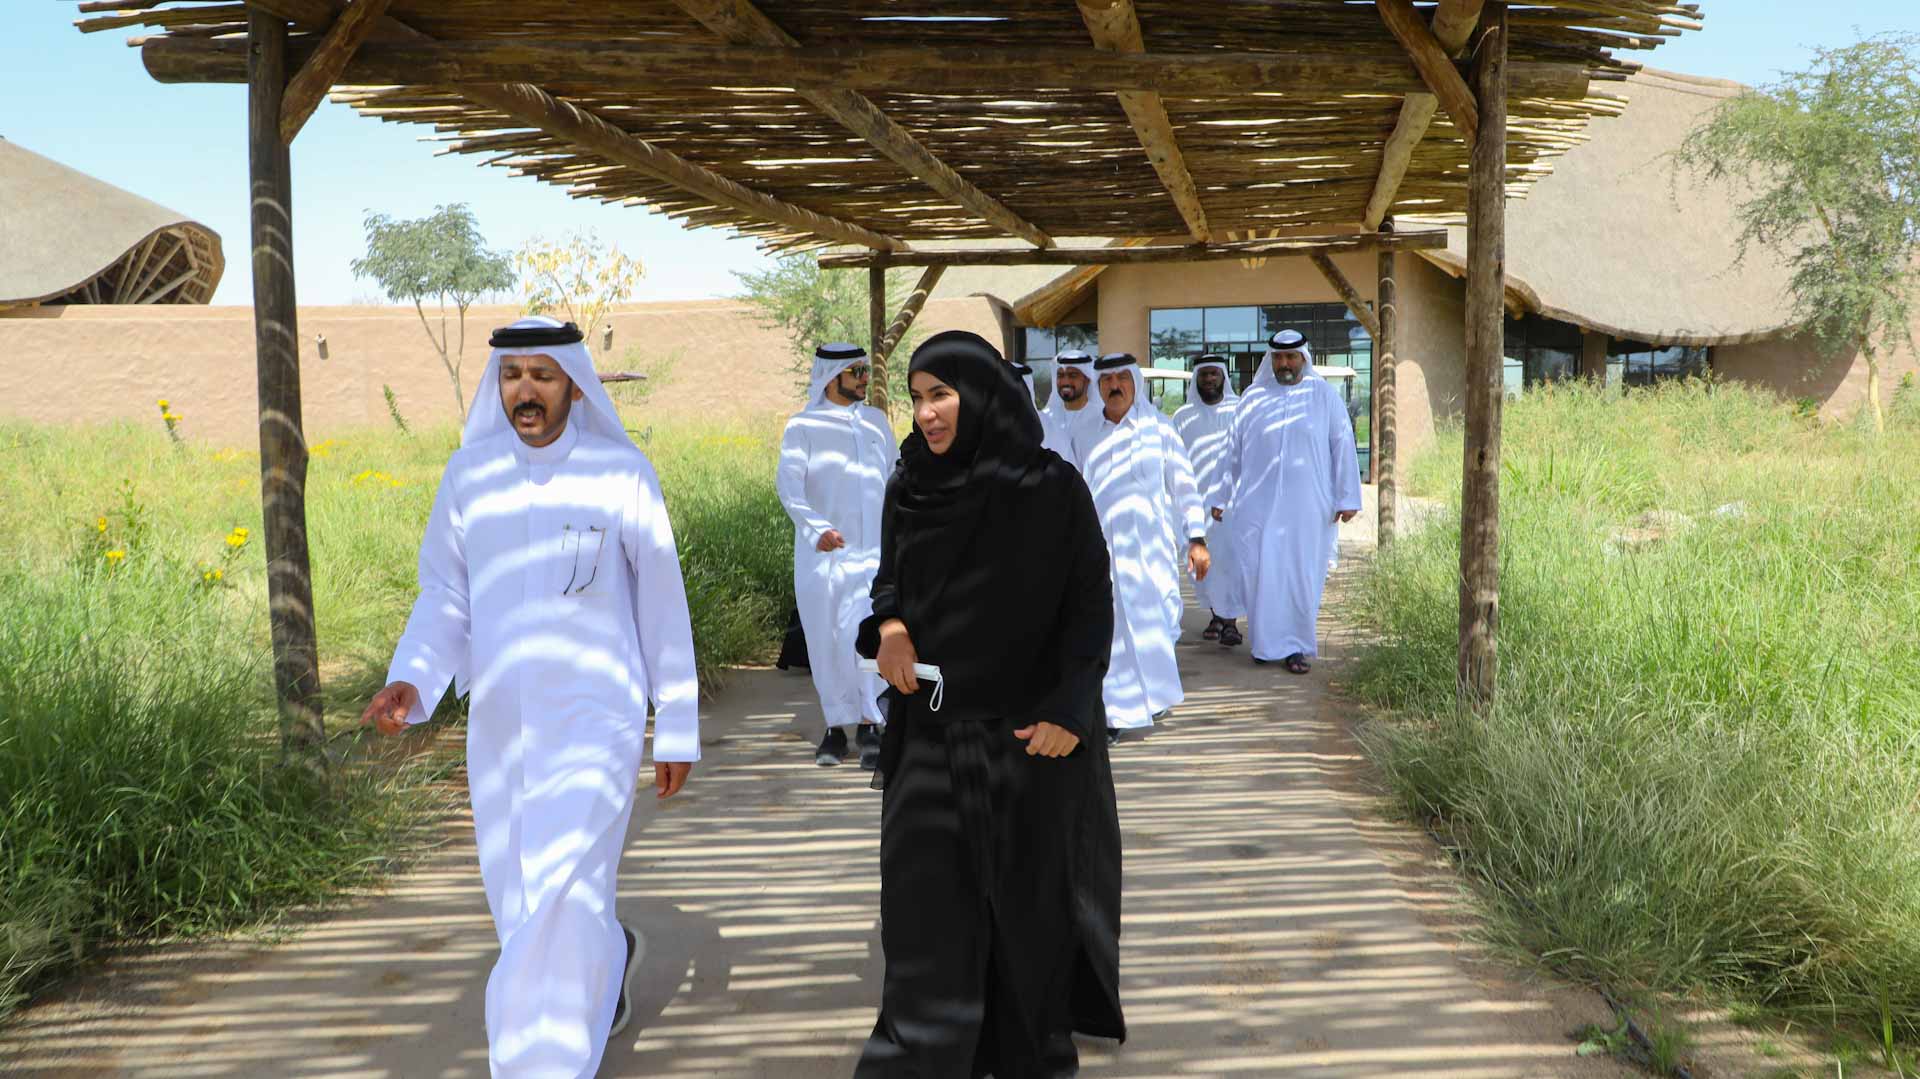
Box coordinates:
[248,10,328,772]
[278,0,391,144]
[670,0,1050,248]
[225,0,907,251]
[1077,0,1211,243]
[1377,0,1481,145]
[142,35,1591,100]
[1375,223,1399,546]
[868,266,888,414]
[818,230,1446,269]
[874,265,946,415]
[1364,0,1489,229]
[1458,4,1507,708]
[1307,253,1381,340]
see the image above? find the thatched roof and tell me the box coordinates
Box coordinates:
[1009,69,1798,346]
[1414,68,1794,346]
[91,1,1700,254]
[0,139,223,307]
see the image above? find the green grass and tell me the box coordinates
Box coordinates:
[0,411,793,1018]
[1349,378,1920,1048]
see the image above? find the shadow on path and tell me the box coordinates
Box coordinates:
[1,548,1622,1078]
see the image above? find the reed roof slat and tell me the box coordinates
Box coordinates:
[74,0,1701,250]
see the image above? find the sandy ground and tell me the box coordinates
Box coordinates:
[0,541,1657,1079]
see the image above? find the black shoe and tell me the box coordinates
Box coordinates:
[1219,621,1242,647]
[856,724,882,771]
[1201,615,1223,641]
[609,922,642,1038]
[1106,727,1121,747]
[815,727,849,766]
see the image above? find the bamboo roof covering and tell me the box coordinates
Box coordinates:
[79,0,1701,253]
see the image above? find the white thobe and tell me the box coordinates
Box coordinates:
[1071,406,1206,729]
[1172,396,1242,615]
[388,422,700,1079]
[1221,378,1363,660]
[1040,406,1084,464]
[777,401,896,730]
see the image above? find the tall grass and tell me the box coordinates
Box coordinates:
[0,412,793,1017]
[1349,380,1920,1043]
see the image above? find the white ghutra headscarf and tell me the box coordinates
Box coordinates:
[461,315,633,448]
[1246,328,1320,396]
[1043,347,1097,426]
[1190,352,1242,408]
[804,342,869,411]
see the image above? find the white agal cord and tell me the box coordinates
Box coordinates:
[857,659,946,712]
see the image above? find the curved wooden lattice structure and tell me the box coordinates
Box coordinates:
[0,138,223,306]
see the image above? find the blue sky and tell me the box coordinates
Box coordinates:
[5,2,1918,306]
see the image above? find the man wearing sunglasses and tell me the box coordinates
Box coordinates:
[778,343,899,769]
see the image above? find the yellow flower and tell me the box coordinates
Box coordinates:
[96,516,108,533]
[157,398,170,409]
[105,549,126,564]
[162,412,181,423]
[235,527,250,538]
[226,534,246,549]
[213,568,224,581]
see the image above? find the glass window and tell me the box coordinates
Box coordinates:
[1204,305,1260,347]
[1149,308,1204,366]
[1504,315,1587,391]
[1609,338,1711,387]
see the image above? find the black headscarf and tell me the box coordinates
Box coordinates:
[890,331,1049,612]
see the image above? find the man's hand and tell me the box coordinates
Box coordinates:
[1211,507,1225,522]
[655,761,692,799]
[876,618,920,695]
[360,681,420,737]
[815,529,847,553]
[1335,510,1358,524]
[1013,721,1080,758]
[1187,541,1211,581]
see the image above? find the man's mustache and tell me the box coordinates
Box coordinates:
[514,402,545,418]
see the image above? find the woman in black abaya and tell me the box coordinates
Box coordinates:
[855,331,1124,1078]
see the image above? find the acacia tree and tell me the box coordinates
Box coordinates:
[516,231,644,345]
[1675,33,1920,433]
[351,204,514,419]
[735,254,924,411]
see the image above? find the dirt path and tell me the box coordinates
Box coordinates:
[2,556,1634,1079]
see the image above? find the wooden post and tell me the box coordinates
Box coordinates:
[868,264,888,414]
[249,11,327,772]
[875,265,946,399]
[1458,4,1506,708]
[1376,219,1398,546]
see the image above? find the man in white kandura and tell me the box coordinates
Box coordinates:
[1171,353,1245,648]
[1040,347,1096,463]
[1220,328,1363,674]
[777,343,897,769]
[362,316,699,1078]
[1069,352,1209,744]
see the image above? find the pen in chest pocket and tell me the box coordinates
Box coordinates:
[560,523,608,595]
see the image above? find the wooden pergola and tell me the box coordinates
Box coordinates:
[73,0,1702,762]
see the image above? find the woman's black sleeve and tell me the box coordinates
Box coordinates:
[855,477,904,660]
[1028,471,1113,740]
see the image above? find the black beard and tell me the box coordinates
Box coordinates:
[1199,385,1224,404]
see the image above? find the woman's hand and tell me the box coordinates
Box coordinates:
[875,618,919,695]
[1013,721,1080,758]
